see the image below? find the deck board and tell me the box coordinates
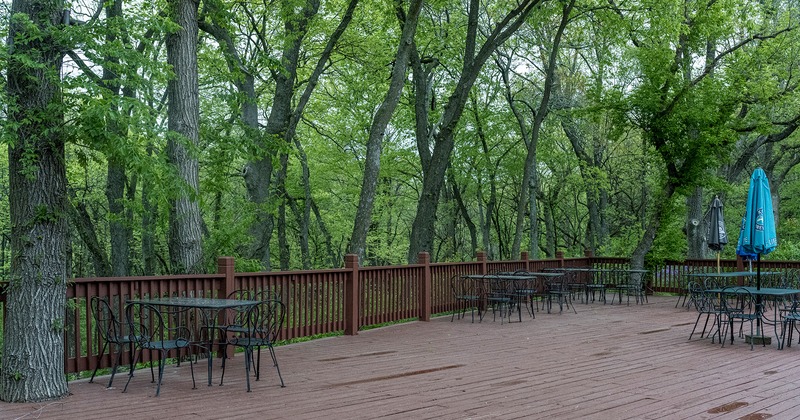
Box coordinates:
[3,296,800,419]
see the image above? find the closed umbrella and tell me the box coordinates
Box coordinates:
[738,167,778,288]
[737,167,778,342]
[705,195,728,272]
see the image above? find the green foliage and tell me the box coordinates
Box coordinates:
[1,0,798,278]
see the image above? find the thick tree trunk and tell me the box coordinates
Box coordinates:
[104,0,130,277]
[106,162,129,275]
[275,153,290,270]
[544,199,556,257]
[166,0,203,273]
[686,186,706,259]
[2,0,69,401]
[528,171,540,259]
[450,173,478,257]
[470,94,498,259]
[348,0,423,263]
[311,200,338,267]
[68,199,111,276]
[407,0,540,263]
[141,145,157,275]
[511,1,572,259]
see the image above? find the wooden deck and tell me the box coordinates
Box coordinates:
[4,296,800,419]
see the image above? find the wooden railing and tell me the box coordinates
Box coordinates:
[4,251,800,375]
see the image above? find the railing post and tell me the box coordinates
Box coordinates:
[418,252,431,322]
[477,251,488,274]
[556,250,565,268]
[344,254,360,335]
[521,251,529,272]
[217,256,236,358]
[217,256,235,298]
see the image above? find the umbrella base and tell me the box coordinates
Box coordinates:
[745,334,771,345]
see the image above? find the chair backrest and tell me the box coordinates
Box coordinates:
[692,283,719,312]
[228,289,254,300]
[545,278,567,293]
[719,287,754,313]
[246,299,286,343]
[451,275,473,298]
[127,303,192,349]
[254,289,279,301]
[485,276,513,298]
[703,277,720,290]
[91,297,123,344]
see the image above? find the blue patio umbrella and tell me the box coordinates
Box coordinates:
[737,167,778,290]
[737,167,777,342]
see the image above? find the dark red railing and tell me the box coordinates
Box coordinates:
[4,251,800,375]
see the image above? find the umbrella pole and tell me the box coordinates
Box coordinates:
[756,254,762,338]
[716,252,720,273]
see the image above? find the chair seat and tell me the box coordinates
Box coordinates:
[143,338,190,351]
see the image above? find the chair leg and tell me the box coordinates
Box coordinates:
[154,354,165,397]
[122,346,143,393]
[268,345,285,387]
[107,344,125,388]
[689,313,704,340]
[244,348,253,392]
[89,340,109,384]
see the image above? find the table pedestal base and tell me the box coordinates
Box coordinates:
[745,335,771,345]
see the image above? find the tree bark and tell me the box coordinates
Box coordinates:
[67,197,111,276]
[2,0,69,401]
[468,93,499,259]
[103,0,132,277]
[686,186,706,259]
[506,1,572,259]
[407,0,541,263]
[166,0,203,273]
[449,172,478,257]
[348,0,423,263]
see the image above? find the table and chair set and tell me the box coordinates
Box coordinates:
[683,270,800,351]
[451,267,649,324]
[88,290,286,396]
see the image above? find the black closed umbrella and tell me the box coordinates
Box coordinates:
[706,195,728,272]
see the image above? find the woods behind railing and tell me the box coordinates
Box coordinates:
[3,251,800,375]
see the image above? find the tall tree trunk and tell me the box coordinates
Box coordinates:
[198,17,273,268]
[407,0,541,263]
[293,138,314,269]
[686,186,706,259]
[544,197,556,257]
[449,172,478,257]
[507,0,572,259]
[68,197,111,276]
[560,118,609,253]
[2,0,69,401]
[277,153,290,270]
[103,0,131,277]
[311,200,338,267]
[348,0,423,263]
[631,184,677,270]
[166,0,203,273]
[141,145,157,275]
[469,93,499,259]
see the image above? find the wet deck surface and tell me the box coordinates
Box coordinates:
[3,295,800,419]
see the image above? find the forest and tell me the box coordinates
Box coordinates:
[2,1,800,275]
[2,0,799,403]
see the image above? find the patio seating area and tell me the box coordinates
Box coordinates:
[3,295,800,419]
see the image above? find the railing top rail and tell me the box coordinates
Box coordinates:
[70,273,226,283]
